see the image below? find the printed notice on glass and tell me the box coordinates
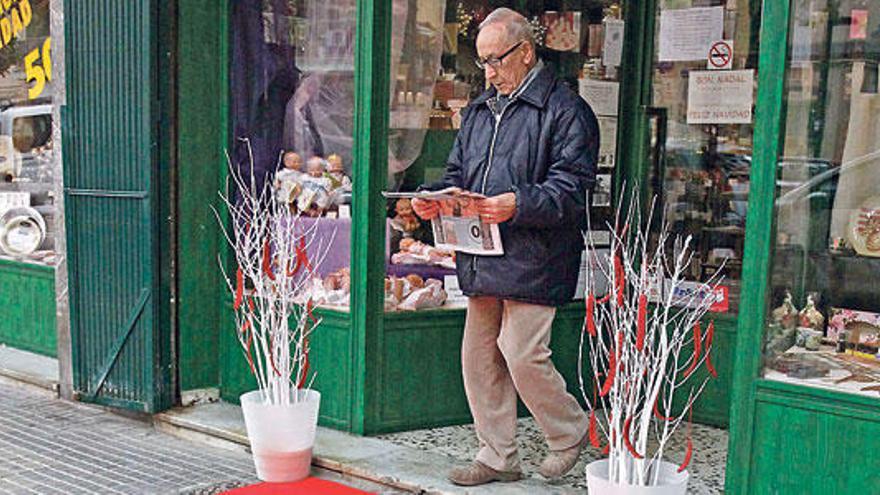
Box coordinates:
[579,79,619,117]
[602,19,625,67]
[597,117,617,168]
[658,6,724,62]
[687,69,754,124]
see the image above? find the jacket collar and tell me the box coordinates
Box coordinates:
[471,63,555,109]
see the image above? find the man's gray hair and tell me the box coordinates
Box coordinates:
[478,8,535,47]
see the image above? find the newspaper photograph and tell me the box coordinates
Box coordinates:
[382,188,504,256]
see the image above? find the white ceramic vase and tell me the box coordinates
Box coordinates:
[586,459,689,495]
[240,389,321,482]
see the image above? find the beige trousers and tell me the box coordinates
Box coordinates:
[462,296,589,472]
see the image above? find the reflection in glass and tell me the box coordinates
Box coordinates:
[0,0,54,265]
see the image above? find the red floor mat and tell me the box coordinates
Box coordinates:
[221,477,375,495]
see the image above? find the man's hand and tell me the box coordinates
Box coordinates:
[475,192,516,224]
[411,198,440,220]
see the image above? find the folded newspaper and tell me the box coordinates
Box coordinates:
[382,187,504,256]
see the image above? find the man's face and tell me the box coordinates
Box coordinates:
[476,24,532,96]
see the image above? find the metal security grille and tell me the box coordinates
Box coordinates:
[62,1,170,412]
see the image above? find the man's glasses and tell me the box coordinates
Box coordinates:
[475,41,524,70]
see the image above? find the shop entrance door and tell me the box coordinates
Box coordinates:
[630,0,763,426]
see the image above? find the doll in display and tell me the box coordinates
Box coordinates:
[325,153,352,192]
[297,156,334,217]
[275,151,305,207]
[390,198,421,235]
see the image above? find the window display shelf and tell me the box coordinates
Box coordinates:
[764,346,880,400]
[297,63,354,73]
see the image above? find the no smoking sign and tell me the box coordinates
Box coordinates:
[707,40,733,70]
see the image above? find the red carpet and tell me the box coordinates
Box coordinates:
[221,477,375,495]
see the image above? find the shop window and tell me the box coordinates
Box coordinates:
[762,0,880,398]
[646,0,760,316]
[231,0,356,310]
[379,1,624,312]
[0,0,55,266]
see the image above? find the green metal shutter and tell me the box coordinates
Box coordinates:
[63,1,171,412]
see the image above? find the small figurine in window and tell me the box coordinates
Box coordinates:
[297,156,333,216]
[390,198,421,235]
[325,153,352,191]
[275,151,305,207]
[771,290,798,330]
[799,293,825,332]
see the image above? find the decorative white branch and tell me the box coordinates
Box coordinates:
[213,139,332,407]
[580,192,724,485]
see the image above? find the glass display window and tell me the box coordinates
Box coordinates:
[381,0,624,312]
[0,0,55,266]
[645,0,761,315]
[231,0,357,310]
[762,0,880,398]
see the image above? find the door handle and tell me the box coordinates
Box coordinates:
[644,106,668,202]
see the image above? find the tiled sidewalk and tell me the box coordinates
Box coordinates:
[0,378,400,494]
[378,418,728,494]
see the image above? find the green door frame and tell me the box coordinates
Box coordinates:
[176,0,230,395]
[724,0,790,491]
[350,0,391,435]
[616,0,658,203]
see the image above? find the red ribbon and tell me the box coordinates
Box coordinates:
[636,293,647,350]
[233,268,244,310]
[705,321,717,378]
[623,416,644,459]
[683,321,702,378]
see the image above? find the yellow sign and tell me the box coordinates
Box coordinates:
[0,0,32,48]
[25,37,50,99]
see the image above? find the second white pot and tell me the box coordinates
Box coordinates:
[585,459,689,495]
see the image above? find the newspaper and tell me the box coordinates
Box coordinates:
[382,188,504,256]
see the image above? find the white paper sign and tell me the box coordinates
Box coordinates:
[687,69,754,124]
[658,7,724,62]
[579,79,619,116]
[602,19,625,67]
[597,117,617,168]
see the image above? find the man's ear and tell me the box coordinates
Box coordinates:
[522,43,535,66]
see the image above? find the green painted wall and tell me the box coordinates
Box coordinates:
[748,382,880,493]
[0,260,56,357]
[177,0,228,392]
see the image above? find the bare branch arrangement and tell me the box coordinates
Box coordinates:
[213,140,334,407]
[580,194,723,486]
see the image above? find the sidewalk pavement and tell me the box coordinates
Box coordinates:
[0,347,726,494]
[0,377,404,494]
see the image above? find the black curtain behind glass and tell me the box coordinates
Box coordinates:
[231,0,300,188]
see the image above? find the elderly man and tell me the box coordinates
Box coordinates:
[412,7,599,487]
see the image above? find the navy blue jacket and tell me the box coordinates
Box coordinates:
[428,66,599,306]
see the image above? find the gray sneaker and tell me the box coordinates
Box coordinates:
[447,460,523,486]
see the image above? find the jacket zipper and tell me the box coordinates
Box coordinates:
[472,101,512,274]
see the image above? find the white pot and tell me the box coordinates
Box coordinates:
[586,459,688,495]
[240,389,321,482]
